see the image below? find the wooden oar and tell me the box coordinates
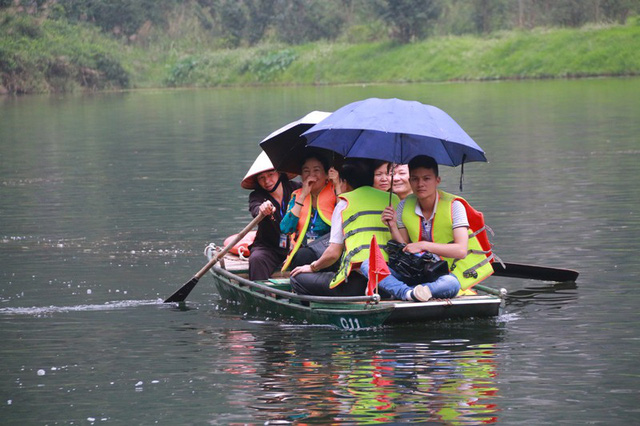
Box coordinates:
[492,262,579,282]
[164,212,266,303]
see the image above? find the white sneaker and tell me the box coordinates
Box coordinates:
[411,285,432,302]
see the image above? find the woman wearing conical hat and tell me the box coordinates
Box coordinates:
[241,152,301,280]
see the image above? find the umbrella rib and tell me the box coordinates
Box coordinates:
[343,129,366,158]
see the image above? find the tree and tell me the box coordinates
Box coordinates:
[272,0,345,44]
[473,0,508,33]
[375,0,441,43]
[600,0,640,24]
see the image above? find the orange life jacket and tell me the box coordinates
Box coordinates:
[281,182,337,271]
[223,230,256,258]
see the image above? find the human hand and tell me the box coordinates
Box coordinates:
[259,200,275,216]
[403,242,427,254]
[291,264,313,277]
[381,206,397,228]
[301,175,316,196]
[328,167,340,186]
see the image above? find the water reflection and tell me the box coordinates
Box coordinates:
[206,327,502,424]
[505,281,579,306]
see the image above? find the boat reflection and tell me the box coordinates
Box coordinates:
[209,325,503,424]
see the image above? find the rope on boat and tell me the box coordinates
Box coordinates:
[204,243,218,259]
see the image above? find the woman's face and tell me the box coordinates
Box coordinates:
[392,164,412,199]
[301,158,328,192]
[256,170,279,192]
[373,163,391,191]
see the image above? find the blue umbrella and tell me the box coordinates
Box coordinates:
[302,98,487,167]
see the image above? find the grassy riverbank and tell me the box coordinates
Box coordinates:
[2,11,639,94]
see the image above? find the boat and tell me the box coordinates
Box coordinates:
[205,245,502,330]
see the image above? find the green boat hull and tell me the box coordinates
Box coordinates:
[208,266,501,330]
[210,266,393,329]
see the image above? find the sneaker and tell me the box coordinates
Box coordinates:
[410,285,432,302]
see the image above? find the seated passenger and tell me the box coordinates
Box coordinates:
[242,152,301,281]
[391,164,412,200]
[372,160,391,192]
[290,159,400,297]
[360,155,494,301]
[280,153,340,271]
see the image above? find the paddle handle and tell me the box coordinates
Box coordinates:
[475,284,507,298]
[193,212,266,279]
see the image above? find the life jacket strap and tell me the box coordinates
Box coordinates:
[338,243,387,283]
[461,253,495,279]
[342,210,385,228]
[343,227,391,241]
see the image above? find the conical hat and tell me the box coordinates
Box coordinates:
[241,151,296,190]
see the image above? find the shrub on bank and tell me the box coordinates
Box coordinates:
[0,12,130,94]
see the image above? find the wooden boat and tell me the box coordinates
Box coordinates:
[206,246,502,330]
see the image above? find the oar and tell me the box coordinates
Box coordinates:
[164,212,266,303]
[474,284,507,298]
[492,262,579,282]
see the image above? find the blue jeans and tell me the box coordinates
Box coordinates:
[360,259,461,300]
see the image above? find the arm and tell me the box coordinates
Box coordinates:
[290,242,344,276]
[248,191,263,218]
[280,196,301,234]
[381,206,408,243]
[404,226,469,259]
[328,167,342,195]
[280,178,312,233]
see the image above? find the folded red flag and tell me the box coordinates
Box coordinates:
[367,235,390,296]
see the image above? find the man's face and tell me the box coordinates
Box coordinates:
[409,167,440,199]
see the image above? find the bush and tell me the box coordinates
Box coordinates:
[248,49,297,81]
[0,11,131,93]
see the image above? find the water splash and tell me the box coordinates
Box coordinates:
[0,299,164,316]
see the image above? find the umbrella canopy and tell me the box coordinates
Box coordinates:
[259,110,336,174]
[302,98,487,167]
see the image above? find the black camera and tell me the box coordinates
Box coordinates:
[385,240,449,286]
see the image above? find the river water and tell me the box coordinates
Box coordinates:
[1,79,638,424]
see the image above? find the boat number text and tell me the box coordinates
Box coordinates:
[340,317,361,330]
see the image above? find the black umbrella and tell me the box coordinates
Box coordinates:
[259,111,340,174]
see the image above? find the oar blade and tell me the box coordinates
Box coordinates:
[164,277,199,303]
[493,262,579,282]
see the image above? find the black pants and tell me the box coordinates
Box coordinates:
[248,246,286,281]
[290,270,367,297]
[289,246,339,272]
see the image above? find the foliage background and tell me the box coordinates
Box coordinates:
[1,0,639,94]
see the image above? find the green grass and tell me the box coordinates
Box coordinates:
[2,11,639,94]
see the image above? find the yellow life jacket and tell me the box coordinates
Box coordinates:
[281,182,336,271]
[329,186,400,288]
[401,190,495,290]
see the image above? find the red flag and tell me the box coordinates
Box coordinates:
[367,235,391,296]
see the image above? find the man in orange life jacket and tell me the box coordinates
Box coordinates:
[360,155,493,301]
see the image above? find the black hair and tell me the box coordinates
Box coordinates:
[300,151,330,173]
[340,158,374,189]
[372,159,390,173]
[408,155,439,177]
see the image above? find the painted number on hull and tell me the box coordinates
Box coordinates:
[340,317,361,330]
